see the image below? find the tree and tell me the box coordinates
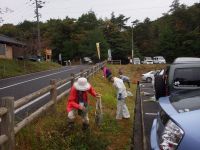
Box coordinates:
[77,11,99,31]
[169,0,180,13]
[110,12,130,30]
[79,28,109,61]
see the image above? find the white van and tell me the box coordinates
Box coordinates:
[133,57,141,64]
[153,56,166,64]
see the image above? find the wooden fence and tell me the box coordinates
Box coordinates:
[107,60,121,65]
[0,61,106,150]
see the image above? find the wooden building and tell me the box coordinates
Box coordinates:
[0,34,26,59]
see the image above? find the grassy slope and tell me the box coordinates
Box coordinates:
[0,59,61,79]
[15,64,166,150]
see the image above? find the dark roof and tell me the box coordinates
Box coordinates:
[0,34,26,46]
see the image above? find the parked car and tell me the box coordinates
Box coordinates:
[154,57,200,98]
[151,90,200,150]
[133,57,141,64]
[151,57,200,150]
[141,70,160,82]
[153,56,166,64]
[143,57,153,64]
[17,56,26,60]
[28,55,43,62]
[83,57,93,64]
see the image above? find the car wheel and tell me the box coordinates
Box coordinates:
[154,75,166,100]
[146,77,152,83]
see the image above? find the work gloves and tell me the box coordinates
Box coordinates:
[118,93,122,100]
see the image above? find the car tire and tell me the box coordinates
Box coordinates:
[154,75,166,100]
[146,77,152,83]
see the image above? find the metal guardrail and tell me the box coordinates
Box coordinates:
[0,61,106,150]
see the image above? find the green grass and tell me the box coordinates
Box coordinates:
[15,64,165,150]
[0,59,61,79]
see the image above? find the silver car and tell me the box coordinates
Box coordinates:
[141,70,158,82]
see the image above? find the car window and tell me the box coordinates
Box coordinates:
[170,89,200,112]
[173,68,200,87]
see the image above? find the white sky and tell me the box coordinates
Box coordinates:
[0,0,198,25]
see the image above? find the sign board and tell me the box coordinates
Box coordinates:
[45,48,52,61]
[45,49,52,55]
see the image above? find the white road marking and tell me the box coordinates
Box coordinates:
[145,113,157,116]
[143,99,157,102]
[14,68,88,114]
[0,68,77,90]
[15,81,71,114]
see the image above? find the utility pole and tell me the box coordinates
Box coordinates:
[131,20,139,64]
[30,0,45,56]
[131,24,134,64]
[35,0,41,56]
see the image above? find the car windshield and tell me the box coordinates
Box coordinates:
[170,89,200,112]
[145,57,152,60]
[173,68,200,88]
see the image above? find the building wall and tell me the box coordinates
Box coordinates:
[12,46,27,59]
[0,44,13,59]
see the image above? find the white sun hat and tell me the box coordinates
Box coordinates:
[74,77,91,91]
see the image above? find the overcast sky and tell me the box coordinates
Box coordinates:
[0,0,198,25]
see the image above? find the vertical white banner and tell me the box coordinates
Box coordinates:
[59,53,62,61]
[108,49,112,61]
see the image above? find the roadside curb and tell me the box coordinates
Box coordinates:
[132,81,144,150]
[140,82,148,150]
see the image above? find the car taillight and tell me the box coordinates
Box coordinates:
[160,119,184,150]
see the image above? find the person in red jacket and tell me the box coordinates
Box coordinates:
[66,77,100,130]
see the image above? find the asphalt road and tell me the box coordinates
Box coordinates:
[0,64,90,121]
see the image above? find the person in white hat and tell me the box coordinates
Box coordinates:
[66,77,100,130]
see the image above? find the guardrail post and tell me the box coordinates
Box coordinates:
[94,66,96,74]
[87,70,90,79]
[98,63,101,72]
[50,80,57,112]
[0,97,15,150]
[80,69,84,77]
[92,66,95,77]
[71,73,75,87]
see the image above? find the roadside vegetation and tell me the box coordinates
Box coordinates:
[0,59,61,79]
[15,64,166,150]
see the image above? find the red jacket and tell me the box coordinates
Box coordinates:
[66,85,97,112]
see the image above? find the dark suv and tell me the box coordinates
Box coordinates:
[154,57,200,99]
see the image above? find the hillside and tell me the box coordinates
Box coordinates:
[0,59,61,79]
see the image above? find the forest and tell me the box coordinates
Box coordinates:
[0,1,199,63]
